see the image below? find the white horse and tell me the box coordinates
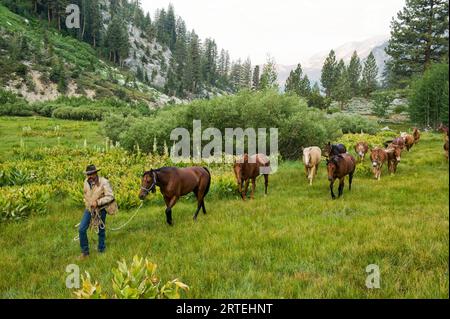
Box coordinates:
[302,147,322,186]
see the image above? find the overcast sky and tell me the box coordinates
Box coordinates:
[141,0,405,65]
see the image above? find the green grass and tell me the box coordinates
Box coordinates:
[0,116,104,159]
[0,116,448,298]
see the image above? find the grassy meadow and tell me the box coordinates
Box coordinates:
[0,116,448,298]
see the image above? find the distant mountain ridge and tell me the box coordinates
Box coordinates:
[277,35,390,89]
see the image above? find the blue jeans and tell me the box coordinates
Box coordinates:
[79,209,107,255]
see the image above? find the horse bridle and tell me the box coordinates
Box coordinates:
[141,171,157,195]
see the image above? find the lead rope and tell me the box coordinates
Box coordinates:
[73,201,144,242]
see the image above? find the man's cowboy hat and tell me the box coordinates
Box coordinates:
[85,164,101,175]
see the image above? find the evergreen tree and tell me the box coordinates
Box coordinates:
[385,0,449,87]
[230,59,242,91]
[347,51,362,96]
[105,15,129,66]
[240,58,252,89]
[202,38,218,86]
[174,18,187,96]
[409,63,449,127]
[184,30,202,93]
[165,5,177,51]
[321,50,338,97]
[333,60,352,109]
[260,56,278,90]
[252,65,260,90]
[361,52,379,97]
[285,63,311,97]
[307,82,327,109]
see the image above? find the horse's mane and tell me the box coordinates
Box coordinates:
[143,167,176,177]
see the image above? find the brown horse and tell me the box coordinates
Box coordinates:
[233,154,270,200]
[386,145,402,174]
[444,140,449,160]
[384,137,405,150]
[401,133,415,151]
[413,128,420,144]
[139,167,211,225]
[438,123,449,137]
[354,141,369,162]
[370,148,388,180]
[326,154,356,200]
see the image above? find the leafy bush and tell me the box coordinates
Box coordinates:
[112,90,355,160]
[329,113,378,135]
[52,107,104,121]
[0,185,51,221]
[74,256,189,299]
[0,88,19,104]
[0,102,33,116]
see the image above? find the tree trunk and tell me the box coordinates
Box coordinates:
[47,7,51,26]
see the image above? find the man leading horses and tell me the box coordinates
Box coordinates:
[78,164,117,260]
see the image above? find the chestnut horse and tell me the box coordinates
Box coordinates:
[370,147,388,180]
[233,153,270,200]
[324,142,347,159]
[326,154,356,199]
[413,128,420,144]
[354,141,369,162]
[386,145,402,174]
[384,137,405,150]
[139,167,211,225]
[401,133,415,151]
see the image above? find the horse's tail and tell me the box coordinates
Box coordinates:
[203,167,211,196]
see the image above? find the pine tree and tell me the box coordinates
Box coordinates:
[333,60,352,109]
[347,51,362,96]
[307,82,327,109]
[361,52,379,97]
[252,65,260,90]
[409,63,449,127]
[165,5,177,51]
[385,0,449,87]
[285,63,311,97]
[184,30,202,93]
[321,50,338,97]
[230,59,242,91]
[174,18,187,96]
[202,38,218,86]
[260,56,278,90]
[240,58,252,89]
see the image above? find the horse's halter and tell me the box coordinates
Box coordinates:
[141,171,157,195]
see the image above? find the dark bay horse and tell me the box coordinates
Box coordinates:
[324,142,347,159]
[326,154,356,199]
[139,167,211,225]
[233,153,270,200]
